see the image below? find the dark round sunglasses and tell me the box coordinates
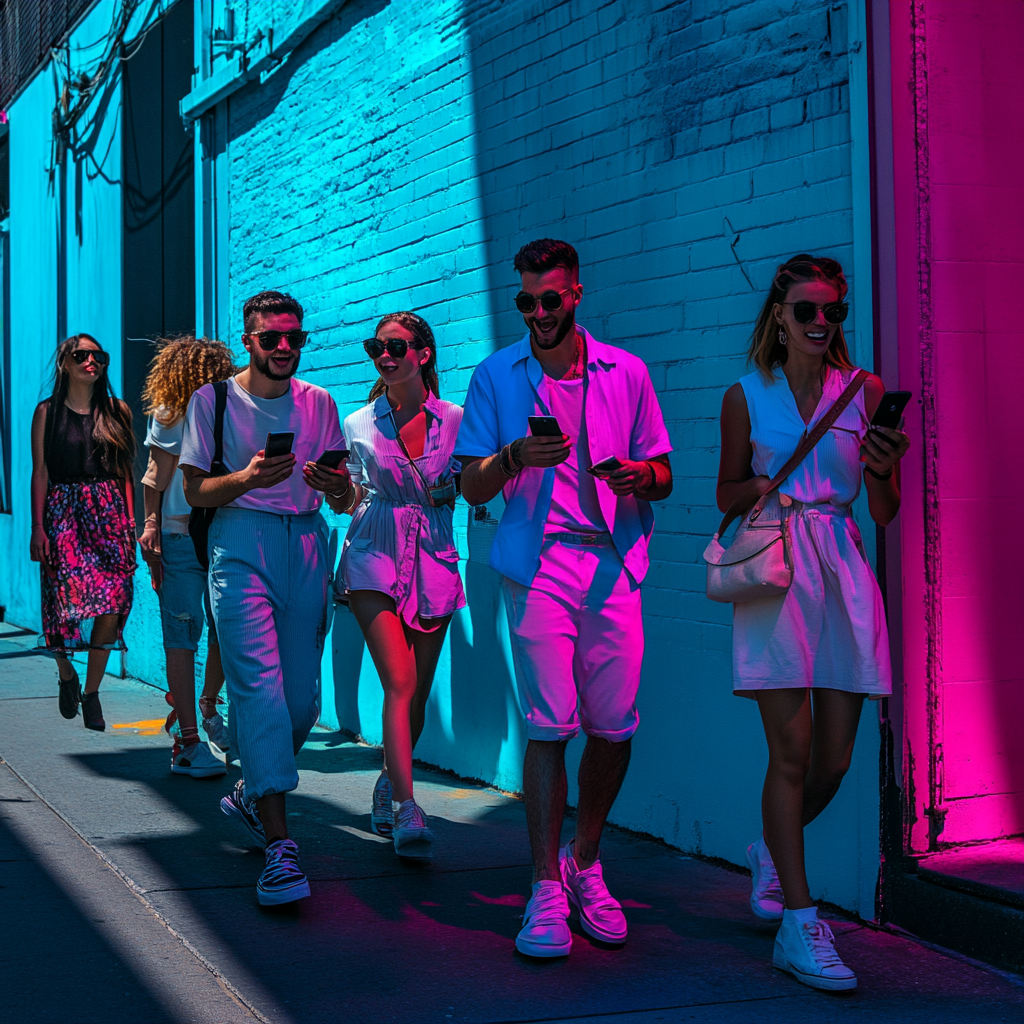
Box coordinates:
[782,301,849,325]
[363,337,424,359]
[70,349,110,366]
[515,289,571,315]
[249,330,309,351]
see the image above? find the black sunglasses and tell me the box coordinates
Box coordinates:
[70,349,110,366]
[249,330,309,351]
[782,301,849,325]
[363,337,424,359]
[515,289,571,315]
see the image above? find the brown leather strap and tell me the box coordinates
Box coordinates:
[717,368,869,535]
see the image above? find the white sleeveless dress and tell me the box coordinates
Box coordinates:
[732,366,892,697]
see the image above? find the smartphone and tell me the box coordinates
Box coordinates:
[587,456,622,477]
[264,431,295,458]
[870,391,912,430]
[316,448,350,469]
[528,415,564,438]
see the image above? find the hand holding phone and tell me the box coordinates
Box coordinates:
[587,456,622,478]
[315,448,350,469]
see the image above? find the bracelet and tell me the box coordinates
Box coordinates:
[144,514,159,524]
[639,462,657,492]
[498,444,521,478]
[866,466,894,481]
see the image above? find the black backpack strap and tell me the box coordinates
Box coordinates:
[211,380,228,475]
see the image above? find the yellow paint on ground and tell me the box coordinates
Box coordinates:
[111,719,166,737]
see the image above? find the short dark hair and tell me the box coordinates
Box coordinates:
[242,290,304,332]
[513,238,579,277]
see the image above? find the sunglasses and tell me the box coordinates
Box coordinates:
[70,349,110,366]
[363,337,424,359]
[515,289,571,315]
[781,301,849,325]
[248,330,309,351]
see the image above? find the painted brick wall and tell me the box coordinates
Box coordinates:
[222,0,877,913]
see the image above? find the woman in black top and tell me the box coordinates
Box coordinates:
[30,334,137,730]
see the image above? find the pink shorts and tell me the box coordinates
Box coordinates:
[501,535,642,742]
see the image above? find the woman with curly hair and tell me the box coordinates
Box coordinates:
[139,335,236,777]
[30,334,137,731]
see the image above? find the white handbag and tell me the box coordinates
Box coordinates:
[704,370,868,604]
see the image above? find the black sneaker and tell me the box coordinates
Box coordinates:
[58,668,81,720]
[220,778,267,848]
[81,691,105,731]
[257,839,310,906]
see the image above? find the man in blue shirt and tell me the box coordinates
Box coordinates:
[457,239,673,958]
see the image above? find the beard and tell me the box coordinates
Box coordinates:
[529,311,576,351]
[254,350,299,381]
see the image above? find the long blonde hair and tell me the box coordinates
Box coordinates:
[748,254,855,380]
[142,335,236,426]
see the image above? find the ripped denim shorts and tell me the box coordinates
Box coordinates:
[157,531,218,651]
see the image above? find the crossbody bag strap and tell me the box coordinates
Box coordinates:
[389,409,434,498]
[717,368,869,535]
[211,380,228,475]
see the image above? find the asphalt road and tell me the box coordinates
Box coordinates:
[1,632,1021,1024]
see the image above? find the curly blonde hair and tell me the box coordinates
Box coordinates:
[142,336,236,425]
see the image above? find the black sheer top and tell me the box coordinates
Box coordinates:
[45,404,114,483]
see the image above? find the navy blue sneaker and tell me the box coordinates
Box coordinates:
[258,839,310,906]
[220,779,266,848]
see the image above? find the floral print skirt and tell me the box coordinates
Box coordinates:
[40,480,136,654]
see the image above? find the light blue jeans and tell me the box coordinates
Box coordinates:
[207,508,329,800]
[158,531,218,650]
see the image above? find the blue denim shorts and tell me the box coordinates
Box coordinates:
[158,531,218,651]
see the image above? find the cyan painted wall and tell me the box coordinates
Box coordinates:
[0,1,166,684]
[215,0,882,914]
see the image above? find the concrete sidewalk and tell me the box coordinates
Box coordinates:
[1,647,1021,1024]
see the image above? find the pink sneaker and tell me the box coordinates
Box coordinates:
[516,880,571,957]
[559,840,627,944]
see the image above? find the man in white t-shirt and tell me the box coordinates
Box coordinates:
[456,239,673,958]
[180,290,348,906]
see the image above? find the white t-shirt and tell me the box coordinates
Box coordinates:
[545,376,606,533]
[180,376,344,514]
[145,412,191,534]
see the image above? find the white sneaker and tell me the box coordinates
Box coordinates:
[773,913,857,991]
[171,741,227,778]
[393,799,433,859]
[746,836,785,920]
[201,712,231,753]
[559,840,627,944]
[516,880,572,958]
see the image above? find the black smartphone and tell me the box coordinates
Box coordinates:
[264,431,295,458]
[587,456,622,477]
[315,448,350,468]
[870,391,912,430]
[528,415,563,437]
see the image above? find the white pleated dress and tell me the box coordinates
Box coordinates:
[732,366,892,697]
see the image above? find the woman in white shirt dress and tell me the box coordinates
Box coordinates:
[716,256,909,991]
[322,312,464,860]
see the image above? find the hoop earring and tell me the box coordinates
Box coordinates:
[779,329,787,346]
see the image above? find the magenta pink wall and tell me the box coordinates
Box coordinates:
[890,0,1024,852]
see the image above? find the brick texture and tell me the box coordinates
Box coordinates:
[223,0,864,900]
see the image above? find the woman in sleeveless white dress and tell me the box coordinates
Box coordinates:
[716,256,909,991]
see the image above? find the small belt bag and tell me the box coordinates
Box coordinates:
[704,369,868,604]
